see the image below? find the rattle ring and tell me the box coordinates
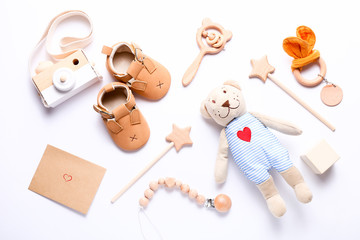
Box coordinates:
[283,26,343,107]
[293,57,327,87]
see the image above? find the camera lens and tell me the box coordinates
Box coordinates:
[53,68,76,92]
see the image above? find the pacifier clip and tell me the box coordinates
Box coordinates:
[138,177,231,239]
[139,177,232,213]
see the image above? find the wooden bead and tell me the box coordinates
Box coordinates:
[139,197,149,207]
[144,189,154,199]
[214,194,232,212]
[196,195,205,205]
[175,180,182,188]
[165,177,176,188]
[149,181,159,191]
[180,184,190,193]
[189,189,198,199]
[158,178,165,185]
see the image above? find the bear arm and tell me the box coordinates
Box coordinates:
[249,112,302,136]
[215,128,229,183]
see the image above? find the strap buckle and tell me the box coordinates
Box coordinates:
[134,47,145,63]
[93,104,114,119]
[99,110,114,119]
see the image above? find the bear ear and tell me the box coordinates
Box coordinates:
[224,80,241,90]
[223,29,233,41]
[202,18,213,26]
[200,100,211,119]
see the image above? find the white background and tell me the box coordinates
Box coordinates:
[1,0,359,239]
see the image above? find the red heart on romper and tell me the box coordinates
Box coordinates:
[63,174,72,182]
[237,127,251,142]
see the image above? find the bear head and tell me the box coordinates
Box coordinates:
[200,81,247,127]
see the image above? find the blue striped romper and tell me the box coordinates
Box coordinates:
[225,112,293,184]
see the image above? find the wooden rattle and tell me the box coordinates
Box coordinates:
[249,55,335,132]
[182,18,232,87]
[283,26,343,107]
[139,177,232,213]
[111,124,193,203]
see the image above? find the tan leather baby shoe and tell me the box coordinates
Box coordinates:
[101,42,171,100]
[93,82,150,151]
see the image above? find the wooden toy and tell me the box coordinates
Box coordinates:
[283,26,343,107]
[249,55,336,132]
[182,18,232,87]
[33,50,101,108]
[29,10,102,108]
[139,177,232,213]
[111,124,192,203]
[138,177,231,239]
[301,140,340,174]
[200,81,313,217]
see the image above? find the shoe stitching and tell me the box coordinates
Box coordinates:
[156,81,164,89]
[130,134,138,142]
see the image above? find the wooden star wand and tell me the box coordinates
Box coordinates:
[249,55,335,132]
[111,124,193,203]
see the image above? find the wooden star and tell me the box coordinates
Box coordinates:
[111,124,194,203]
[166,124,193,152]
[249,55,275,83]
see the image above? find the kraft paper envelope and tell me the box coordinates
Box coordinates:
[29,145,106,214]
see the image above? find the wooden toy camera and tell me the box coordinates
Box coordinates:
[32,50,102,108]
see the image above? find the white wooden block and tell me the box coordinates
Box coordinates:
[301,140,340,174]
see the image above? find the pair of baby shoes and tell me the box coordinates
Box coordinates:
[93,42,171,151]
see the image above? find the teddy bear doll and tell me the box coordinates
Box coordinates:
[200,81,312,217]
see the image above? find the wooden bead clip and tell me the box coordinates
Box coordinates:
[139,177,232,213]
[182,18,232,87]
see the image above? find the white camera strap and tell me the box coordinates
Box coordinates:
[28,10,94,76]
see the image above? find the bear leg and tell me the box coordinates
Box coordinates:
[280,166,313,203]
[257,176,286,217]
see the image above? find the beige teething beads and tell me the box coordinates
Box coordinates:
[158,178,165,185]
[196,195,206,205]
[139,177,231,213]
[139,197,149,207]
[165,177,176,188]
[149,181,159,191]
[189,189,198,199]
[144,189,154,199]
[180,184,190,193]
[175,180,182,187]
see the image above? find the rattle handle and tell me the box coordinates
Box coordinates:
[111,142,175,203]
[268,74,335,132]
[182,51,205,87]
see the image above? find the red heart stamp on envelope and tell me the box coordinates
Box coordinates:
[237,127,251,142]
[63,174,72,182]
